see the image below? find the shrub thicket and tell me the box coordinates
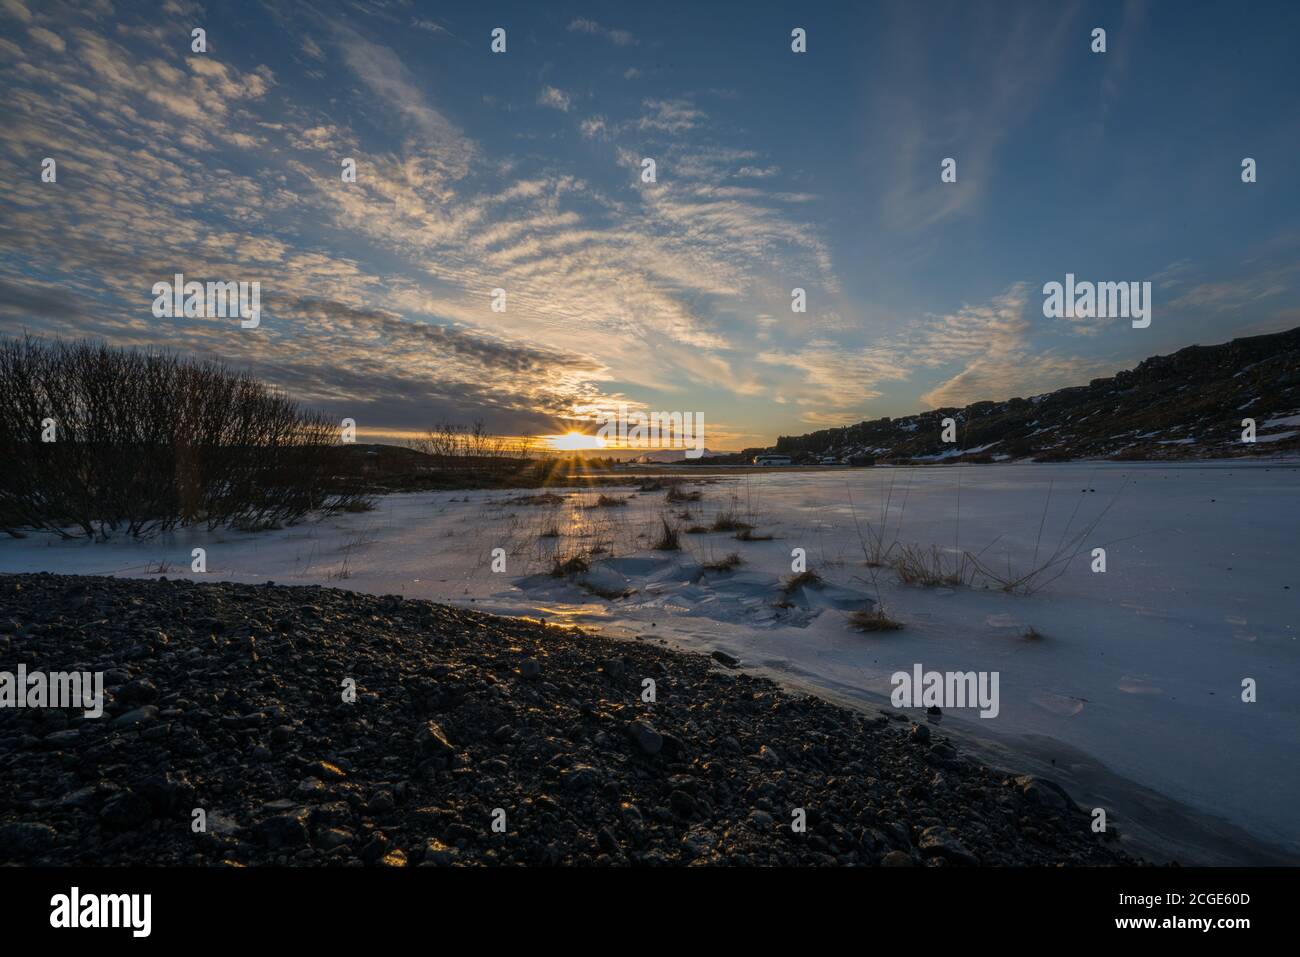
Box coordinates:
[0,336,369,539]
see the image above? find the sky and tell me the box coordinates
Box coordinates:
[1,0,1298,450]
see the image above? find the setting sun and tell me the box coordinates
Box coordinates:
[543,431,607,452]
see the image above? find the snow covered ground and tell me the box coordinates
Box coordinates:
[2,460,1296,862]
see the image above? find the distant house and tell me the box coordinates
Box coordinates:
[753,454,793,466]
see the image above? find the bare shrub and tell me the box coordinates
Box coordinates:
[0,336,363,540]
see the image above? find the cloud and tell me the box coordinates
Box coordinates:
[567,17,636,46]
[915,285,1116,407]
[1,0,32,24]
[638,98,705,134]
[325,19,475,177]
[28,26,65,52]
[0,2,844,438]
[411,18,449,36]
[1168,264,1298,312]
[537,85,571,112]
[870,3,1079,230]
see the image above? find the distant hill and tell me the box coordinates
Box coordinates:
[768,327,1300,463]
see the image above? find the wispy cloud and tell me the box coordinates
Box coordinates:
[567,17,636,47]
[1,0,1294,444]
[537,85,572,112]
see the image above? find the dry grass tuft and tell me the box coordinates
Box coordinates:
[779,569,822,602]
[849,606,904,632]
[508,492,566,506]
[550,553,590,578]
[703,552,743,572]
[652,518,681,551]
[893,544,974,588]
[666,485,703,503]
[710,511,752,533]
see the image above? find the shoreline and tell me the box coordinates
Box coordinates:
[2,573,1136,867]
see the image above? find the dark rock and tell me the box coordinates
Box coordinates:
[0,822,57,857]
[415,720,455,757]
[628,720,663,756]
[1015,775,1074,812]
[918,826,979,866]
[258,809,311,849]
[111,705,159,729]
[99,790,152,830]
[561,765,599,791]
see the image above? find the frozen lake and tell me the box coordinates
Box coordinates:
[3,460,1296,863]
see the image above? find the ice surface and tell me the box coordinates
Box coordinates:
[2,460,1297,859]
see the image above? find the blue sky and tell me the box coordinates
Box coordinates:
[1,0,1297,449]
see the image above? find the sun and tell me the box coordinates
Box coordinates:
[544,431,607,452]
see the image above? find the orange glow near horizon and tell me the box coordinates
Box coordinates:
[542,431,607,452]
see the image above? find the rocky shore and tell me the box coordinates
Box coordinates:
[0,573,1135,866]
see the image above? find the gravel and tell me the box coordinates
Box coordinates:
[0,573,1135,866]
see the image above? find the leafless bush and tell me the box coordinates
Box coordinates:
[0,336,368,539]
[409,417,531,473]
